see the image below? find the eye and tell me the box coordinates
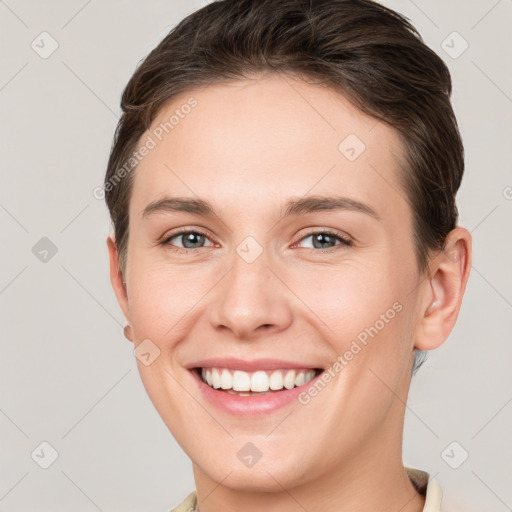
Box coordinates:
[293,229,353,252]
[161,229,215,253]
[160,228,352,255]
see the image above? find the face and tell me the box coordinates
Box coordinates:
[109,73,440,492]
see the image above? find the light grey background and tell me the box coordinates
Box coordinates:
[1,0,511,510]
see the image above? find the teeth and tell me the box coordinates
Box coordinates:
[283,370,295,389]
[220,369,231,390]
[251,371,269,392]
[269,370,283,390]
[233,370,251,391]
[200,367,319,392]
[211,368,221,389]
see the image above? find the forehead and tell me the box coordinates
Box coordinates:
[130,73,410,223]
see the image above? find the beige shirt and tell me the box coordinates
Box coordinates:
[170,466,443,511]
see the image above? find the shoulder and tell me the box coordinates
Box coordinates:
[170,490,197,512]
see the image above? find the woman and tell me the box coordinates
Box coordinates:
[103,1,472,510]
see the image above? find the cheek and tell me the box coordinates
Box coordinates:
[126,260,214,343]
[291,260,400,336]
[288,255,418,387]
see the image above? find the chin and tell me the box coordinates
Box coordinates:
[197,453,314,493]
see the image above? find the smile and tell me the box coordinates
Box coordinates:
[187,358,326,415]
[199,367,320,395]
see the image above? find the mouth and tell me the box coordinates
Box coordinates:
[193,367,323,396]
[186,359,326,415]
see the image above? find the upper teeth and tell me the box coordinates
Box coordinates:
[201,368,317,392]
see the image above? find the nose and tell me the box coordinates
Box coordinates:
[208,248,293,341]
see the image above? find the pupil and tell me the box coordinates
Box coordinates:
[183,233,203,249]
[313,233,333,249]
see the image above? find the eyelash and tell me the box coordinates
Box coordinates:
[161,228,353,255]
[292,229,353,253]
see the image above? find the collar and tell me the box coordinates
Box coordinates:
[405,466,443,511]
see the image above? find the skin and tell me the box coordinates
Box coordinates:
[107,72,472,512]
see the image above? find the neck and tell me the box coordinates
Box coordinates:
[193,464,424,512]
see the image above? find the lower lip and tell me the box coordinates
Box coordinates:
[189,369,323,416]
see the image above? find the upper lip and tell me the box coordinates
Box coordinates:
[186,358,324,372]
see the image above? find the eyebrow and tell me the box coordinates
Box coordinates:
[142,195,381,221]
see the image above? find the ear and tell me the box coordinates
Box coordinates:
[107,234,133,342]
[414,227,472,351]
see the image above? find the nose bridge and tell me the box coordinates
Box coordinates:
[209,240,292,338]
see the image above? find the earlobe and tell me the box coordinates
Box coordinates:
[124,324,134,342]
[414,227,472,351]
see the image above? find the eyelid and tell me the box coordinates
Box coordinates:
[160,226,353,253]
[296,227,352,243]
[291,228,353,251]
[161,226,216,247]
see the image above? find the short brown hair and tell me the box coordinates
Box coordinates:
[104,0,465,374]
